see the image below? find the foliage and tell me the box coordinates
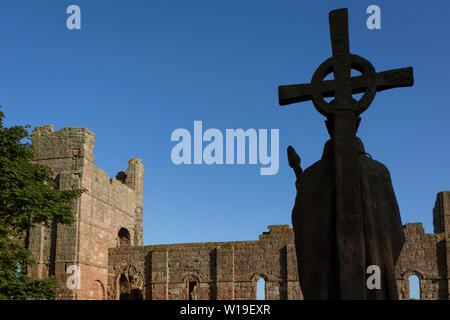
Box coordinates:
[0,108,84,299]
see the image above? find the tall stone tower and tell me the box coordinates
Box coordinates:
[433,191,450,299]
[26,125,144,299]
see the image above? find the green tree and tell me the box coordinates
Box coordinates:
[0,108,84,299]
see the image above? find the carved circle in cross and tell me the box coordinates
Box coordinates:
[310,54,377,117]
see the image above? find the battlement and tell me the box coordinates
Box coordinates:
[259,224,293,241]
[403,222,446,243]
[31,125,96,163]
[32,125,94,137]
[30,125,144,197]
[404,222,425,234]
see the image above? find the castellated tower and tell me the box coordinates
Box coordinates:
[27,125,144,299]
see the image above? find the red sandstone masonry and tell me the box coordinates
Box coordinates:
[109,214,450,300]
[27,125,143,300]
[108,225,302,300]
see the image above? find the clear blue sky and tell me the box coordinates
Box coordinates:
[0,0,449,253]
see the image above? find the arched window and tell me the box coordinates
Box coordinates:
[184,275,200,300]
[117,228,131,247]
[256,277,266,300]
[408,275,420,300]
[188,281,198,300]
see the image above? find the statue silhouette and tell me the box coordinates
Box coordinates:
[288,117,405,299]
[281,8,410,299]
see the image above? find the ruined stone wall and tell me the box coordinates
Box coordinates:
[27,125,144,300]
[108,225,302,300]
[109,203,450,300]
[395,223,447,299]
[395,191,450,300]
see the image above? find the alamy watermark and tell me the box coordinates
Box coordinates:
[66,265,81,290]
[64,5,380,31]
[367,265,381,290]
[366,5,381,30]
[66,5,81,30]
[171,121,279,175]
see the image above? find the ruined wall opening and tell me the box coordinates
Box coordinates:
[408,275,421,300]
[188,281,198,300]
[119,274,128,299]
[118,266,143,300]
[256,277,266,300]
[117,227,131,247]
[184,274,200,300]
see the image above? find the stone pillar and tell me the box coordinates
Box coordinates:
[216,246,235,299]
[433,191,450,299]
[125,158,144,196]
[286,243,303,299]
[150,251,169,300]
[126,158,144,247]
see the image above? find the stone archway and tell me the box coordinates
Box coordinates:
[183,274,201,300]
[405,270,424,300]
[399,270,425,300]
[251,273,268,300]
[408,274,421,300]
[117,265,144,300]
